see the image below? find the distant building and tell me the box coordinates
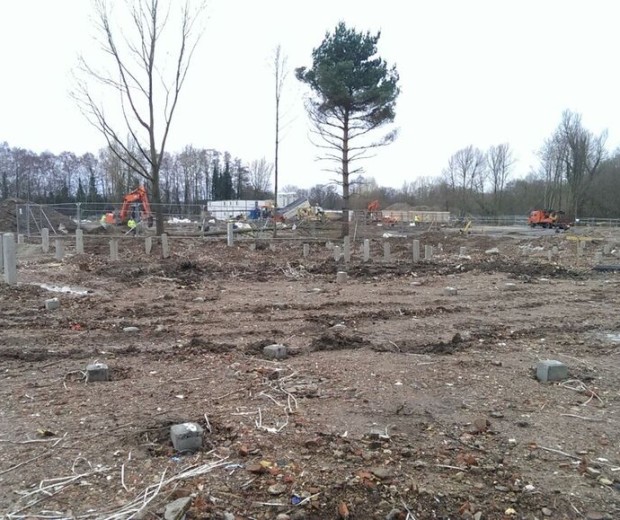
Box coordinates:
[277,192,298,208]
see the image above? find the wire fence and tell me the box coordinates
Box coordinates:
[10,201,620,239]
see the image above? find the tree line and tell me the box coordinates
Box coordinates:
[2,107,619,219]
[0,142,274,209]
[288,109,619,220]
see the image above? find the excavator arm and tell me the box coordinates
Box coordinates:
[119,186,152,222]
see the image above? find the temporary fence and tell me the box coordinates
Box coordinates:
[10,201,620,239]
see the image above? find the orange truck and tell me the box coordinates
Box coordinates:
[527,209,571,230]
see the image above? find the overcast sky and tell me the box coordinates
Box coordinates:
[1,0,619,190]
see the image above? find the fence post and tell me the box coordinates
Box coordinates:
[3,233,17,285]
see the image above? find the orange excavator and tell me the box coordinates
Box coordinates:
[103,186,154,227]
[367,200,397,226]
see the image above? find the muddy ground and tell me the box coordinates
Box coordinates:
[1,225,619,520]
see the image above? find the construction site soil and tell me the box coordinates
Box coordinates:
[1,225,619,520]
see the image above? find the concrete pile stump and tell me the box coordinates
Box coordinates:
[444,287,458,296]
[343,236,351,262]
[109,239,119,261]
[145,236,153,255]
[161,234,170,259]
[336,271,348,284]
[412,240,420,263]
[3,233,17,286]
[536,360,567,382]
[383,242,391,262]
[363,239,370,262]
[86,363,110,382]
[170,422,204,452]
[55,239,64,260]
[41,228,50,253]
[263,344,288,360]
[75,229,84,254]
[45,298,60,311]
[227,222,234,247]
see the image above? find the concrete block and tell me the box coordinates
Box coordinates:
[45,298,60,310]
[171,422,203,452]
[336,271,348,284]
[444,287,458,296]
[536,360,568,382]
[86,363,109,382]
[263,344,287,360]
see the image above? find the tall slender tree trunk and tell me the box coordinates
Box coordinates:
[341,113,350,237]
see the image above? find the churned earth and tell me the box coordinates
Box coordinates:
[1,225,619,519]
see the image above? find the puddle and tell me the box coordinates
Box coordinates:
[36,283,91,296]
[596,332,620,344]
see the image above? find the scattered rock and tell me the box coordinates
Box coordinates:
[164,497,191,520]
[541,508,552,517]
[385,509,405,520]
[370,466,395,479]
[123,326,140,333]
[472,417,490,433]
[485,248,500,255]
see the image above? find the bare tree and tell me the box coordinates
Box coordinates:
[248,158,273,197]
[443,145,486,215]
[486,143,514,214]
[536,134,567,210]
[272,44,288,236]
[556,110,607,219]
[73,0,206,234]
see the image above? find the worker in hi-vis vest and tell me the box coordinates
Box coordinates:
[127,218,137,235]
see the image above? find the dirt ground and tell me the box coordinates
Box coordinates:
[1,225,619,520]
